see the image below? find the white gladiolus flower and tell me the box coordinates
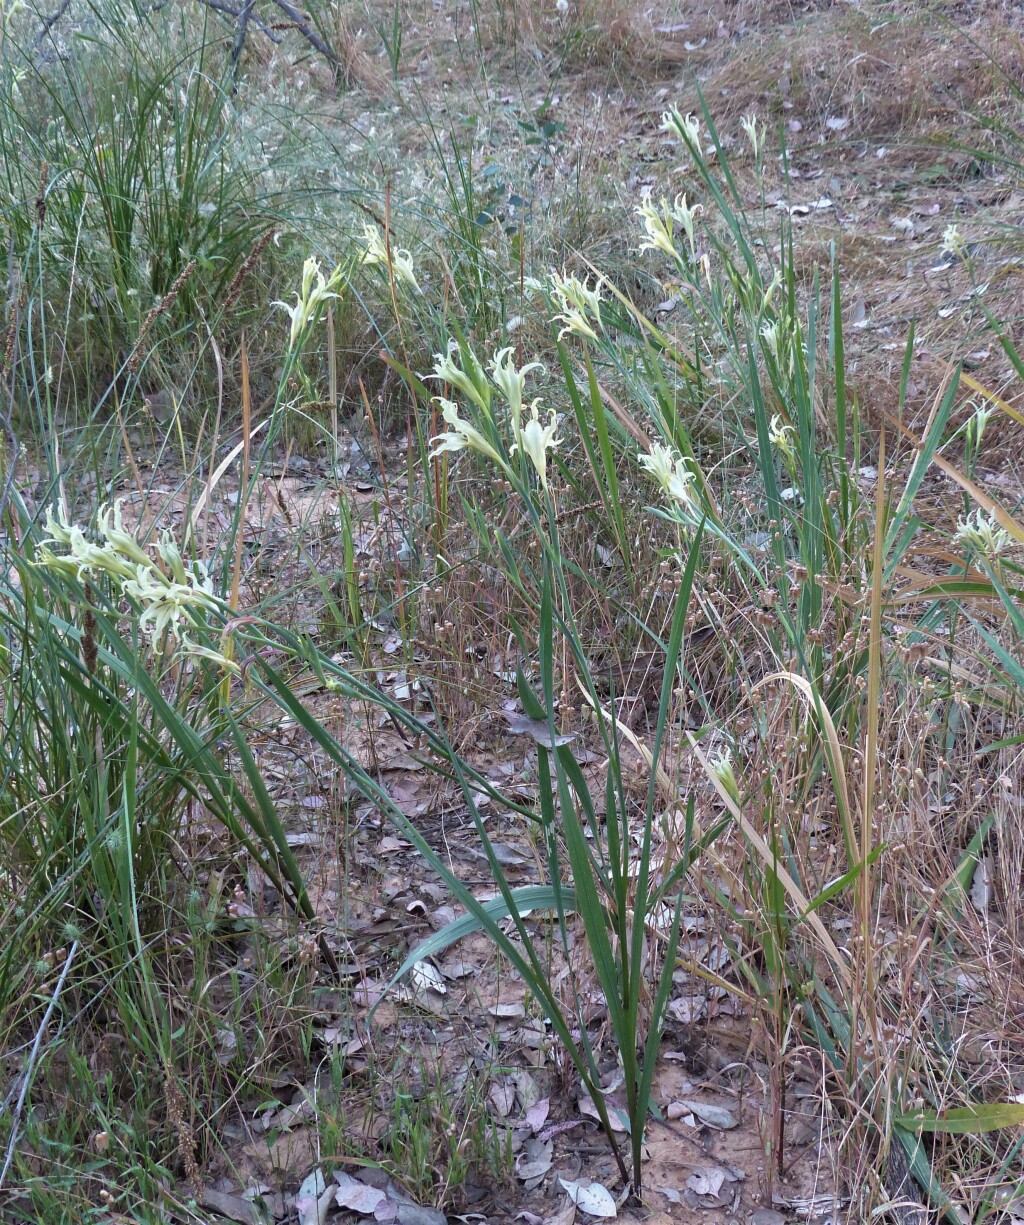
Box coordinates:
[273,256,343,350]
[551,273,603,341]
[515,404,561,490]
[639,442,676,491]
[431,347,491,415]
[670,194,702,255]
[740,113,765,159]
[769,414,797,464]
[708,750,739,804]
[639,442,697,512]
[761,271,783,311]
[179,634,239,672]
[555,304,598,343]
[39,504,137,582]
[429,397,503,467]
[637,196,678,259]
[660,107,702,158]
[955,509,1010,559]
[96,502,154,570]
[359,223,420,292]
[122,565,219,649]
[760,320,782,364]
[638,193,702,260]
[549,270,603,318]
[490,346,543,442]
[37,500,236,669]
[941,224,967,260]
[528,270,604,343]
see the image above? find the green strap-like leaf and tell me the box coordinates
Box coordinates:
[385,885,579,992]
[896,1103,1024,1135]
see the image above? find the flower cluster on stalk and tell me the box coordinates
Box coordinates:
[955,509,1011,561]
[526,269,605,343]
[428,345,560,492]
[273,256,346,350]
[639,442,698,517]
[359,223,420,293]
[636,193,702,262]
[38,502,236,671]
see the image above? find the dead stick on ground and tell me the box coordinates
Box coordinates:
[231,0,256,71]
[269,0,340,69]
[33,0,72,47]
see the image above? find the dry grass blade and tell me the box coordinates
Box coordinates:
[187,418,269,536]
[882,405,1024,543]
[686,730,852,991]
[230,336,252,613]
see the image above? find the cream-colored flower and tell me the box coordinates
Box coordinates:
[37,500,232,667]
[964,400,995,454]
[360,224,388,264]
[760,320,782,364]
[273,256,344,350]
[761,270,783,311]
[638,193,702,261]
[429,397,503,467]
[769,414,796,464]
[514,404,561,490]
[96,502,154,570]
[123,565,218,650]
[549,269,603,318]
[431,347,491,415]
[639,442,696,512]
[637,196,678,260]
[708,749,740,805]
[40,504,138,582]
[955,509,1010,559]
[639,442,675,490]
[528,270,604,344]
[156,531,189,584]
[490,346,543,442]
[556,304,598,342]
[740,113,765,159]
[670,194,702,256]
[941,224,967,260]
[359,223,420,292]
[660,108,702,158]
[179,634,241,674]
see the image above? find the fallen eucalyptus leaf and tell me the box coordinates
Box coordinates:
[579,1095,626,1132]
[505,712,575,748]
[333,1171,387,1214]
[671,1099,737,1129]
[199,1189,256,1225]
[686,1167,726,1197]
[559,1178,617,1218]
